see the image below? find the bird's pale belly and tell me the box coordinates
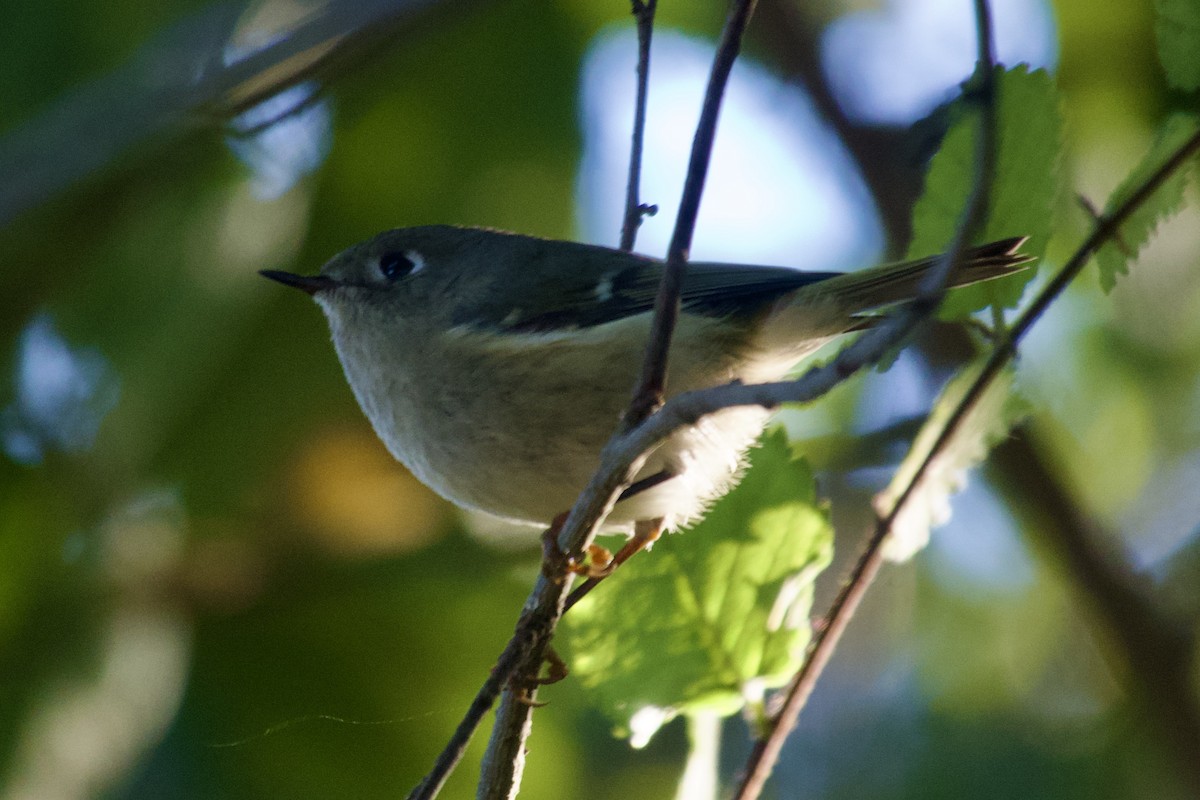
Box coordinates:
[336,313,775,531]
[379,384,771,531]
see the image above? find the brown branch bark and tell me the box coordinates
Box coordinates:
[730,3,1000,796]
[475,3,762,798]
[730,37,1200,800]
[623,0,760,427]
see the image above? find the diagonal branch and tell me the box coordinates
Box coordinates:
[731,29,1200,800]
[412,4,1200,799]
[623,0,761,427]
[406,4,767,800]
[476,5,763,797]
[731,0,1000,795]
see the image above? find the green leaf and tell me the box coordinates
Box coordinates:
[1156,0,1200,90]
[875,359,1028,561]
[561,430,833,744]
[1096,113,1200,293]
[908,66,1061,318]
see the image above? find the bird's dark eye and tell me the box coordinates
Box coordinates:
[378,251,420,281]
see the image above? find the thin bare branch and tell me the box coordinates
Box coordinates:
[731,22,1200,800]
[619,0,659,252]
[472,3,762,799]
[731,2,1000,795]
[624,0,760,426]
[405,635,520,800]
[410,7,1200,800]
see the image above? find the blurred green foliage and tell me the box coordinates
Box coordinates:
[1154,0,1200,91]
[0,0,1198,799]
[563,432,832,740]
[911,66,1059,316]
[1096,113,1199,292]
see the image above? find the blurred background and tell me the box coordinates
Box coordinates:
[1,0,1198,798]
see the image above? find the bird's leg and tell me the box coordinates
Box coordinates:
[542,470,674,584]
[540,512,614,580]
[522,516,667,703]
[564,517,664,610]
[610,517,664,568]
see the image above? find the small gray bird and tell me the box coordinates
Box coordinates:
[262,226,1030,534]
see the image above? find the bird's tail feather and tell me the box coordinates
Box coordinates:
[806,236,1033,313]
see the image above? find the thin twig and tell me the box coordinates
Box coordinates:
[731,25,1200,800]
[410,8,1200,800]
[405,628,526,800]
[619,0,658,252]
[624,0,761,427]
[404,8,660,791]
[731,1,1000,795]
[469,3,763,799]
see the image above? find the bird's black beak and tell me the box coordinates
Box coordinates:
[259,270,337,296]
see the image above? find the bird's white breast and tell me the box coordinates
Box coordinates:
[322,295,794,532]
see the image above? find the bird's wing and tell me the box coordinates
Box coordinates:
[457,237,838,333]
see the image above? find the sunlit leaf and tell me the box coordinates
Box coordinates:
[561,431,832,744]
[1096,113,1200,293]
[908,65,1060,317]
[1156,0,1200,90]
[875,359,1027,561]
